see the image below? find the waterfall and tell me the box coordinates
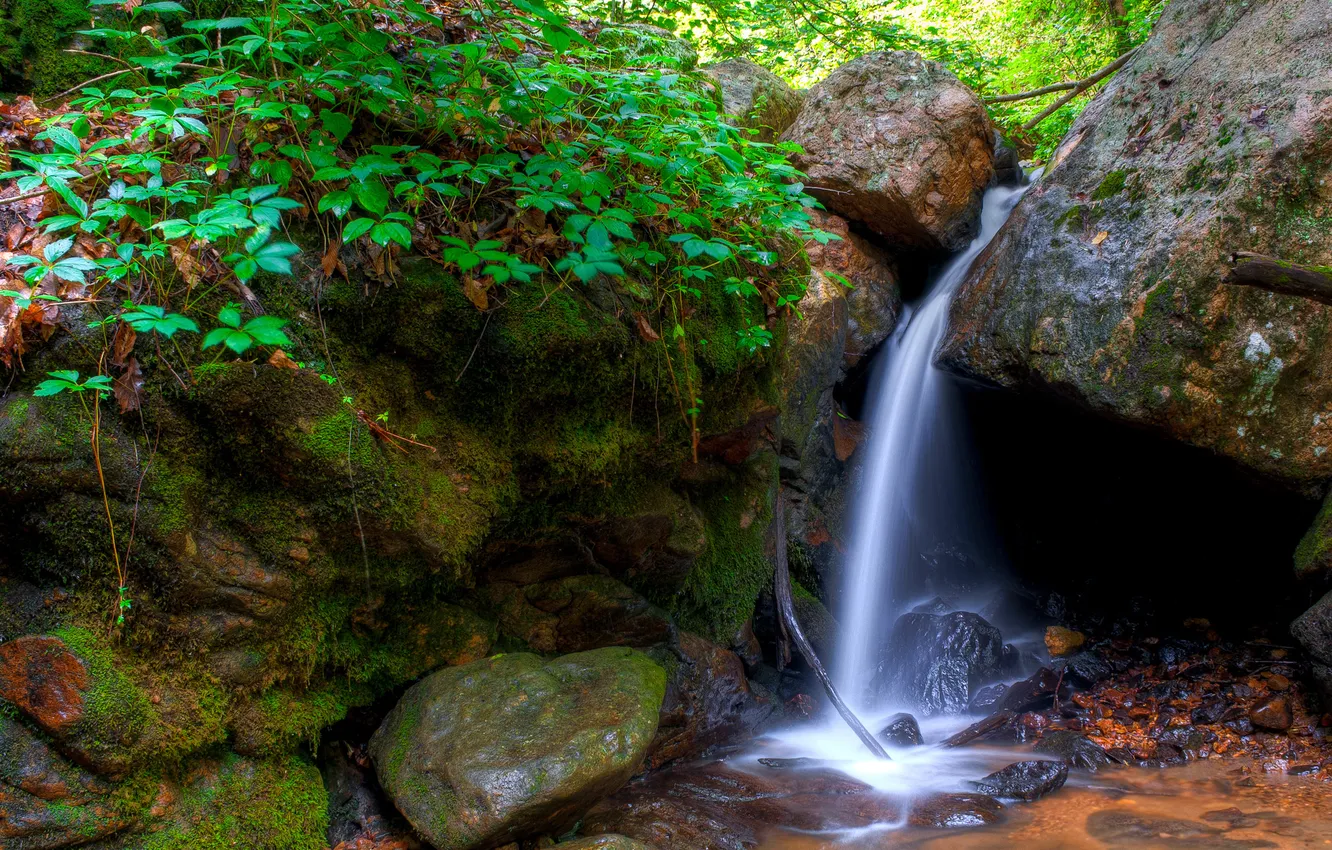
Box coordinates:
[835,183,1031,709]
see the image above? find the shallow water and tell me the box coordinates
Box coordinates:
[754,757,1332,849]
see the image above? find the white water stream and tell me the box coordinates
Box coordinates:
[750,182,1033,798]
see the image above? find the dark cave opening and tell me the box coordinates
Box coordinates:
[958,380,1323,638]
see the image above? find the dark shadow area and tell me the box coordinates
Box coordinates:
[958,380,1323,637]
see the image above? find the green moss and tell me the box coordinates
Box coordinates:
[670,454,776,642]
[1091,170,1128,201]
[138,753,328,850]
[232,685,350,756]
[1295,490,1332,581]
[0,0,116,95]
[51,625,154,759]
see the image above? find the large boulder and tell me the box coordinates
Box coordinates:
[1290,589,1332,701]
[785,51,995,253]
[871,611,1004,714]
[940,0,1332,491]
[700,58,804,143]
[370,647,666,850]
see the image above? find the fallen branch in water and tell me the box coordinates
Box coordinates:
[939,710,1015,748]
[773,492,891,760]
[1015,49,1139,130]
[1223,252,1332,306]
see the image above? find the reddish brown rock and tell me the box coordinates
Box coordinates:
[646,633,774,769]
[1250,696,1293,732]
[0,636,88,735]
[582,761,904,850]
[1045,626,1087,658]
[786,51,994,253]
[908,793,1006,828]
[804,210,902,367]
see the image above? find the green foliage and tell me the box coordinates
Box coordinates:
[564,0,1165,157]
[201,303,292,355]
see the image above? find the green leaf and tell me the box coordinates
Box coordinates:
[218,304,242,329]
[320,110,353,143]
[342,218,374,242]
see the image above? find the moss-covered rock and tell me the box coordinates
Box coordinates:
[594,22,697,70]
[370,647,666,850]
[0,0,117,96]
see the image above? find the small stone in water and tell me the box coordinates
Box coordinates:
[971,760,1068,802]
[1250,696,1293,732]
[879,712,924,747]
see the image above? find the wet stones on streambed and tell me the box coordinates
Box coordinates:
[970,760,1068,801]
[878,712,924,747]
[873,611,1004,715]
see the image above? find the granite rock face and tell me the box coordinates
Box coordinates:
[941,0,1332,492]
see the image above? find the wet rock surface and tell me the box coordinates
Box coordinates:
[971,760,1068,802]
[582,761,907,850]
[786,50,994,253]
[906,793,1005,829]
[646,632,775,769]
[879,713,924,747]
[370,648,666,850]
[941,0,1332,489]
[874,611,1003,715]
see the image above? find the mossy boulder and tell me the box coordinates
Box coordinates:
[700,58,804,143]
[594,22,697,70]
[0,0,116,96]
[370,647,666,850]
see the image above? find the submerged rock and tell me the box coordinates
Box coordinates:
[879,712,925,747]
[873,611,1004,715]
[558,836,657,850]
[583,761,903,850]
[940,0,1332,490]
[785,50,994,253]
[971,760,1068,802]
[907,793,1005,828]
[1033,730,1114,773]
[700,58,804,143]
[370,648,666,850]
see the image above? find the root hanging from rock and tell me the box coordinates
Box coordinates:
[773,492,891,760]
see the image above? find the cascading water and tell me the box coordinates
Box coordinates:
[756,180,1034,798]
[836,182,1031,710]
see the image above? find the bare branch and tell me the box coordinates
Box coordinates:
[1223,252,1332,306]
[1016,49,1139,130]
[773,492,891,760]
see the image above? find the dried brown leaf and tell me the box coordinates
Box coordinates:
[462,277,489,310]
[170,241,205,288]
[268,349,300,370]
[1092,230,1109,246]
[634,312,660,342]
[114,357,145,414]
[110,321,137,367]
[320,240,342,280]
